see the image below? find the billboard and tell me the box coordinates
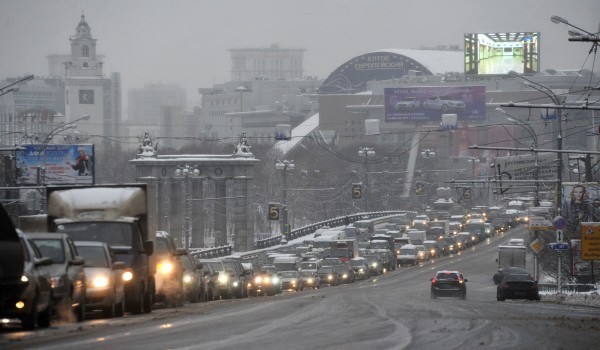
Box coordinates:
[561,183,600,236]
[493,153,557,195]
[384,86,485,122]
[16,144,95,185]
[464,32,540,75]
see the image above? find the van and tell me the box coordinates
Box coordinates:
[353,220,374,235]
[397,244,419,267]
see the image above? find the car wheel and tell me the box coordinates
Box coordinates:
[431,291,437,299]
[105,298,117,318]
[460,292,466,300]
[21,297,38,330]
[130,290,145,314]
[497,293,505,301]
[115,296,125,317]
[142,290,153,313]
[38,304,51,328]
[76,296,86,322]
[57,295,74,322]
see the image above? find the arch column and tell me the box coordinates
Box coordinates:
[233,176,254,252]
[170,178,183,246]
[214,178,227,247]
[190,178,204,248]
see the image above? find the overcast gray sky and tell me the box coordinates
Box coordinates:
[1,0,599,109]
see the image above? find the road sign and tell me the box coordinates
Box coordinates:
[556,229,563,242]
[553,216,566,230]
[581,222,600,261]
[528,216,553,231]
[549,242,569,250]
[530,239,543,253]
[268,203,280,220]
[352,184,362,199]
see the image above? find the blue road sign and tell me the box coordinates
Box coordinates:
[553,216,566,230]
[549,242,569,250]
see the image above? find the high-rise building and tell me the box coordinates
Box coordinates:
[229,43,305,81]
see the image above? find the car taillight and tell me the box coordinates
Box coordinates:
[431,277,437,284]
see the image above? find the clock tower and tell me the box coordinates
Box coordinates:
[64,14,105,136]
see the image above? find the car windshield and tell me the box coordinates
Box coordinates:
[77,245,109,268]
[279,271,298,278]
[155,238,170,256]
[506,274,533,281]
[300,271,316,277]
[58,222,135,248]
[204,262,225,272]
[349,260,364,267]
[400,249,414,255]
[300,262,318,270]
[436,272,459,280]
[319,267,334,273]
[31,238,65,264]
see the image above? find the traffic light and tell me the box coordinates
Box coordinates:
[415,182,425,195]
[268,203,280,220]
[463,188,471,200]
[352,184,362,199]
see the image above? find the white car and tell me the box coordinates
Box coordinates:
[508,238,525,246]
[395,97,421,111]
[423,95,465,113]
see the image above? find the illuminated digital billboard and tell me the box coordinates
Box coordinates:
[464,32,540,75]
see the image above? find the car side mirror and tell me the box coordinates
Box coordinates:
[112,261,126,270]
[35,257,53,267]
[174,248,187,256]
[144,241,154,256]
[463,279,468,282]
[70,256,85,266]
[495,258,498,263]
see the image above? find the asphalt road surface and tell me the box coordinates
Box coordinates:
[2,226,599,350]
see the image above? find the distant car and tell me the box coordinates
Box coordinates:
[179,251,204,303]
[333,264,355,284]
[199,259,234,299]
[431,270,467,299]
[299,270,321,290]
[1,231,53,330]
[154,231,186,307]
[75,241,126,318]
[423,240,443,259]
[497,273,540,301]
[493,267,531,285]
[395,96,421,111]
[26,232,87,322]
[317,266,339,287]
[223,259,249,298]
[279,270,303,292]
[415,244,430,262]
[364,255,384,275]
[423,95,466,113]
[349,257,370,280]
[252,267,282,296]
[508,238,525,246]
[490,218,507,233]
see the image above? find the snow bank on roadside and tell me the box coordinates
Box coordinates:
[542,291,600,308]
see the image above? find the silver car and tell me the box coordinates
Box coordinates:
[423,95,465,113]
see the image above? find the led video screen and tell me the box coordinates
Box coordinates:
[464,32,540,75]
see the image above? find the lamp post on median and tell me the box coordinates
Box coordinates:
[508,70,564,216]
[175,164,200,248]
[276,159,294,237]
[358,147,375,212]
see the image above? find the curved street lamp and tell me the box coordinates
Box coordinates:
[276,159,294,236]
[507,70,563,215]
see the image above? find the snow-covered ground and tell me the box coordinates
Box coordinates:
[541,288,600,307]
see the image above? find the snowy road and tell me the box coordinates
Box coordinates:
[2,227,599,349]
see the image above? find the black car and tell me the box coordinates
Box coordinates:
[317,266,339,287]
[222,259,249,298]
[497,274,540,301]
[154,231,186,307]
[333,264,355,284]
[493,267,531,284]
[180,251,204,303]
[430,270,467,299]
[364,255,384,275]
[1,231,54,330]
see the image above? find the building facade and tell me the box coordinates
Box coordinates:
[229,43,305,81]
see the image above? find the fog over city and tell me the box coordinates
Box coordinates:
[1,0,599,111]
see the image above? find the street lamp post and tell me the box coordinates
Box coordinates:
[508,70,563,216]
[358,147,375,212]
[175,164,200,248]
[0,74,34,98]
[275,159,294,237]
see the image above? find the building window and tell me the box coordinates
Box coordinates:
[82,45,89,57]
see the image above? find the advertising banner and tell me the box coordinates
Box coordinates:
[580,222,600,261]
[562,183,600,236]
[16,144,95,185]
[572,239,600,278]
[384,86,486,122]
[493,153,557,194]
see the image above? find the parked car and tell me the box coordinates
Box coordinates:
[497,274,540,301]
[74,241,126,317]
[317,266,339,287]
[430,270,468,299]
[154,231,186,307]
[179,251,204,303]
[279,270,304,291]
[1,231,53,330]
[299,270,321,290]
[423,95,465,113]
[493,267,531,285]
[25,232,86,322]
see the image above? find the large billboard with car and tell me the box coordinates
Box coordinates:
[15,144,95,185]
[384,86,485,122]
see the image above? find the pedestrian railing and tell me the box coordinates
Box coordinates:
[538,283,597,294]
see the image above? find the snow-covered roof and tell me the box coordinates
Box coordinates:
[274,112,320,154]
[374,49,464,74]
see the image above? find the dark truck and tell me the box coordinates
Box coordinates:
[0,203,27,324]
[46,184,156,314]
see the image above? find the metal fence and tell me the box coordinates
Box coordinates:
[538,283,598,294]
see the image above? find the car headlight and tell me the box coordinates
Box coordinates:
[122,271,134,282]
[306,278,314,284]
[371,262,378,268]
[342,274,348,279]
[430,249,435,254]
[359,268,365,273]
[271,276,279,284]
[92,275,110,288]
[157,260,174,275]
[218,274,229,284]
[327,275,333,280]
[50,276,64,288]
[418,252,424,256]
[291,281,296,285]
[183,274,193,284]
[233,281,239,287]
[254,276,262,284]
[20,275,29,283]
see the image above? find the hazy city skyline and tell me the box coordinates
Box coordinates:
[1,0,599,111]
